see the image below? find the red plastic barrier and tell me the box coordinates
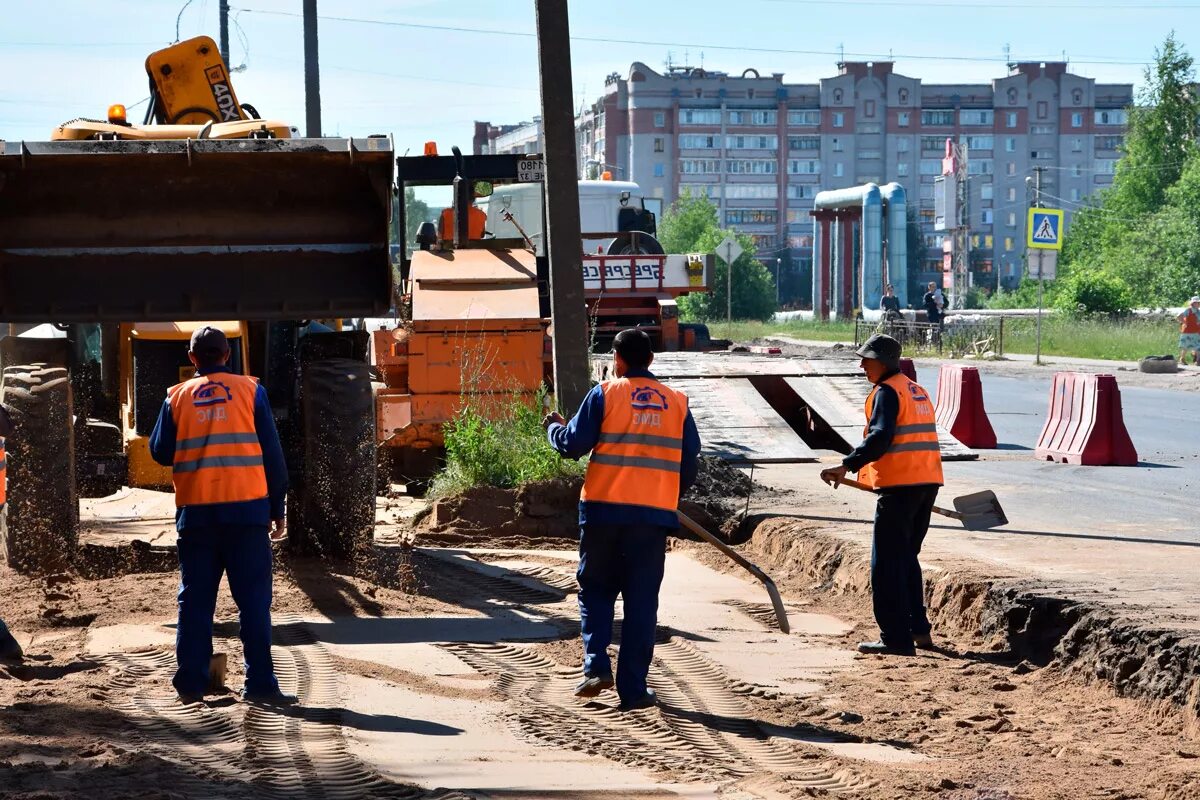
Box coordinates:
[1034,372,1138,466]
[934,365,997,448]
[899,358,917,382]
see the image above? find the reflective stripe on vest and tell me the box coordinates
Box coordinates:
[0,439,6,506]
[167,373,267,507]
[581,377,688,513]
[859,373,944,490]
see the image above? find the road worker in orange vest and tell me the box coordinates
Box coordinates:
[150,327,294,706]
[821,333,944,656]
[0,403,21,663]
[543,328,701,711]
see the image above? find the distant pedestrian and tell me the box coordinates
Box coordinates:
[0,402,21,662]
[922,282,941,325]
[821,334,943,656]
[1178,296,1200,366]
[150,327,293,706]
[880,284,902,321]
[543,329,701,711]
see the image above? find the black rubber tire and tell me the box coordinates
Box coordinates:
[680,323,712,350]
[607,233,666,256]
[297,358,376,560]
[1,364,78,573]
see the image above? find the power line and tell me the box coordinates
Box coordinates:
[231,7,1155,67]
[763,0,1200,8]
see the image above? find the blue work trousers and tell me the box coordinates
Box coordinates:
[870,485,938,648]
[174,525,279,697]
[577,523,668,703]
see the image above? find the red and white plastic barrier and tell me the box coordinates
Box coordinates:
[1034,372,1137,466]
[934,365,997,449]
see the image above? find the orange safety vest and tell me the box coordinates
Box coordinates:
[0,438,6,506]
[1181,308,1200,334]
[580,377,688,514]
[859,373,944,490]
[167,373,267,507]
[438,206,487,240]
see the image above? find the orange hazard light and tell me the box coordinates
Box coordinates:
[107,104,128,124]
[600,170,612,180]
[424,141,438,156]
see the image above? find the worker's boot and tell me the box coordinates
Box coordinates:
[242,688,300,706]
[913,632,935,650]
[857,640,915,656]
[0,620,23,662]
[617,689,658,712]
[574,672,615,698]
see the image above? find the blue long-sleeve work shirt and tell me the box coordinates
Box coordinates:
[547,368,701,529]
[149,365,288,532]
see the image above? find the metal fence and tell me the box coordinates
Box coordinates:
[854,317,1005,357]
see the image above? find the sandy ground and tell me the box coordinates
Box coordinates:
[4,517,1200,799]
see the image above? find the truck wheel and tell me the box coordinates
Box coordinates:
[607,233,666,256]
[298,358,376,560]
[1,364,78,573]
[680,323,712,350]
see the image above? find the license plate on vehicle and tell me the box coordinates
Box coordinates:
[517,158,544,182]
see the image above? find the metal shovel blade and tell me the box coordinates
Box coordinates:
[951,490,1008,531]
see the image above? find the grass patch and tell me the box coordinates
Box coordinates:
[708,318,858,345]
[1003,315,1178,361]
[429,391,585,498]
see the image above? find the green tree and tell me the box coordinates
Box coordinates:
[905,206,926,306]
[393,187,431,254]
[660,190,777,321]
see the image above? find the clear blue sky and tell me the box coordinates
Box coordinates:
[3,0,1196,157]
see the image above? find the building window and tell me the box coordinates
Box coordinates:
[726,134,778,149]
[1071,164,1083,177]
[834,162,845,177]
[679,158,721,174]
[864,100,876,118]
[831,137,844,152]
[897,137,910,152]
[788,110,820,126]
[898,111,910,127]
[1005,137,1016,152]
[1097,135,1122,150]
[921,135,945,152]
[679,109,721,125]
[1004,236,1014,252]
[678,134,720,149]
[834,89,843,103]
[787,184,814,199]
[1071,138,1083,152]
[833,112,845,128]
[1096,159,1117,174]
[921,109,955,126]
[899,88,909,104]
[859,150,881,159]
[1007,212,1017,227]
[788,135,820,150]
[919,159,942,176]
[1007,87,1018,104]
[1030,150,1054,160]
[965,135,994,150]
[856,123,882,135]
[725,184,779,199]
[1094,109,1128,125]
[1031,124,1055,135]
[680,183,720,198]
[1007,187,1017,201]
[981,209,994,224]
[1006,111,1018,128]
[1071,112,1083,128]
[897,162,909,176]
[1073,89,1083,105]
[1070,188,1082,201]
[787,159,821,174]
[653,163,664,177]
[726,159,778,174]
[654,112,665,128]
[919,184,935,200]
[981,183,993,200]
[726,209,778,225]
[960,109,994,126]
[1006,162,1017,176]
[654,137,665,153]
[1037,101,1048,119]
[728,109,777,125]
[968,159,994,175]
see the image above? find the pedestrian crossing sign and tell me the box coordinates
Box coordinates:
[1027,208,1064,250]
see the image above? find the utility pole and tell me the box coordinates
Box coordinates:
[952,141,970,310]
[535,0,590,415]
[303,0,322,138]
[218,0,230,65]
[1031,166,1045,366]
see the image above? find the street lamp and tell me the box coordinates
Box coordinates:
[775,257,782,304]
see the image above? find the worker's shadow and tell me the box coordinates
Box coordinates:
[658,703,918,753]
[264,703,463,736]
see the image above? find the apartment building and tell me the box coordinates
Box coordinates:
[478,60,1131,295]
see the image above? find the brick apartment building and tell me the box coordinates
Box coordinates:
[476,60,1132,299]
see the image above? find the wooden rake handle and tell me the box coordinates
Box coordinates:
[832,477,964,521]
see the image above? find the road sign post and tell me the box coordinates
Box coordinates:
[717,235,743,337]
[1027,203,1062,366]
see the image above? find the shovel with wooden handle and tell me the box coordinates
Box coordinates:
[677,511,790,634]
[832,477,1008,531]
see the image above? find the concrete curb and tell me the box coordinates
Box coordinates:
[739,516,1200,732]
